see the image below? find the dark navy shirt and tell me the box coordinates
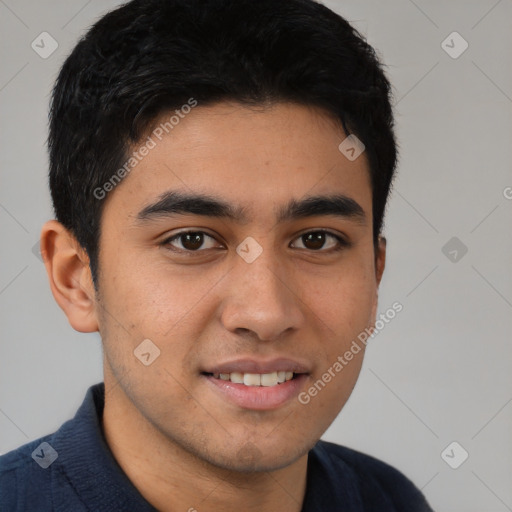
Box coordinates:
[0,383,433,511]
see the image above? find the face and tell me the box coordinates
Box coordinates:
[94,102,384,472]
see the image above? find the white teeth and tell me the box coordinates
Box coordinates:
[243,373,261,386]
[230,372,244,384]
[210,371,296,386]
[260,372,278,387]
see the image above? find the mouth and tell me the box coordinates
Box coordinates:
[200,358,310,410]
[201,371,298,387]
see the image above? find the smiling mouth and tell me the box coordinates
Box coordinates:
[202,371,299,387]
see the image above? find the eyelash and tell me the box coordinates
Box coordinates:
[160,230,350,254]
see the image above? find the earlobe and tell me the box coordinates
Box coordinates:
[40,220,99,333]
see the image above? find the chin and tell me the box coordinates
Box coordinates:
[194,436,315,474]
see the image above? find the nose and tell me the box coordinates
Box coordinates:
[219,248,305,342]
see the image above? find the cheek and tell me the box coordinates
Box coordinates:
[305,258,376,336]
[296,344,365,441]
[100,253,218,335]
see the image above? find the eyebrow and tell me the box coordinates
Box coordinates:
[277,195,366,224]
[136,190,366,225]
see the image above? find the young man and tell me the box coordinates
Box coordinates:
[0,0,433,510]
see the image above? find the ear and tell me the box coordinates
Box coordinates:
[374,236,386,287]
[40,220,99,333]
[369,236,387,328]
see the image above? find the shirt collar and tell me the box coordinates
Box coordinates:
[52,383,156,511]
[51,383,360,512]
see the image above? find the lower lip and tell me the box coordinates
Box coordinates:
[203,374,308,411]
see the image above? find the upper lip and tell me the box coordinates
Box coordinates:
[202,357,311,375]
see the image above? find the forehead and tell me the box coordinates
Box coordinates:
[102,102,372,221]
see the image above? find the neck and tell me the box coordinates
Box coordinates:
[102,377,308,512]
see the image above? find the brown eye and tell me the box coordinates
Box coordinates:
[164,231,219,252]
[302,232,327,250]
[180,232,204,250]
[291,231,346,251]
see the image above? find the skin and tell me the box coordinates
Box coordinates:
[41,102,386,512]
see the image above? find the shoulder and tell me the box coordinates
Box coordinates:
[315,439,417,485]
[0,434,57,511]
[310,440,433,511]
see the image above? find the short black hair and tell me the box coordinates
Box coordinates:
[48,0,397,285]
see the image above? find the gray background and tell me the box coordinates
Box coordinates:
[1,0,511,510]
